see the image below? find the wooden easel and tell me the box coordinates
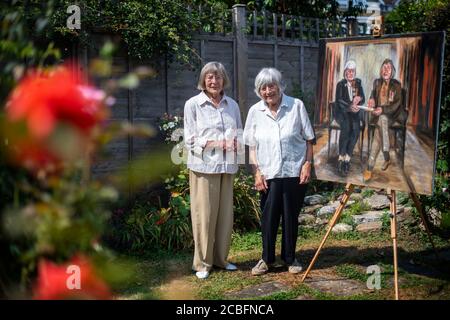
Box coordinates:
[300,183,440,300]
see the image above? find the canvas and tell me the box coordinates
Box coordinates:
[313,32,445,195]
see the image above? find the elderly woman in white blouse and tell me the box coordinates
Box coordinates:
[183,61,242,279]
[243,68,314,276]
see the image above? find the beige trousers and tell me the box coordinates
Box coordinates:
[189,170,234,272]
[368,115,391,169]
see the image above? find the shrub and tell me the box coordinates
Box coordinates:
[233,170,261,233]
[386,0,450,237]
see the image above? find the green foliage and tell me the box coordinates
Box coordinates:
[107,193,193,253]
[0,0,61,102]
[381,210,391,231]
[386,0,450,237]
[0,0,62,296]
[335,264,367,283]
[159,193,193,250]
[337,200,370,229]
[243,0,340,18]
[290,83,315,119]
[46,0,231,66]
[233,170,261,233]
[361,188,375,198]
[230,231,261,252]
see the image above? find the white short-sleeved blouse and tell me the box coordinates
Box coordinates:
[184,91,242,174]
[243,94,314,180]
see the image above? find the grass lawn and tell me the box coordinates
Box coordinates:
[114,226,450,300]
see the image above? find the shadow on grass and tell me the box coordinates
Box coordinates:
[232,245,450,281]
[299,245,450,281]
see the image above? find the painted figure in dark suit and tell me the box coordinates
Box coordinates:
[363,58,407,182]
[334,60,365,175]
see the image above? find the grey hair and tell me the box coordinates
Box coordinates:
[254,68,286,99]
[197,61,230,91]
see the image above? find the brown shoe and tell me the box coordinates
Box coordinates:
[363,170,372,182]
[381,160,390,171]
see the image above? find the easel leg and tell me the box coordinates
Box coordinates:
[389,190,399,300]
[301,183,354,282]
[409,192,440,261]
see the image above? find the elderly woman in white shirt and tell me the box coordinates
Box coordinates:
[183,61,242,279]
[243,68,314,276]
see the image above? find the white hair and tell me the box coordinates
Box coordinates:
[197,61,230,91]
[254,68,286,99]
[344,60,356,70]
[343,60,357,77]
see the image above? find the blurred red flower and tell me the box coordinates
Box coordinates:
[6,66,107,138]
[34,254,111,300]
[3,65,111,173]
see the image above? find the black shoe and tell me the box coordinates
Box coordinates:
[337,160,344,174]
[343,161,350,174]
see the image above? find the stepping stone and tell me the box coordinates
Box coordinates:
[364,194,390,210]
[332,223,352,233]
[317,206,336,218]
[315,217,329,225]
[225,281,290,299]
[353,211,384,224]
[303,204,322,214]
[349,193,364,201]
[305,277,367,297]
[356,221,383,232]
[329,200,354,209]
[304,195,326,205]
[299,214,316,225]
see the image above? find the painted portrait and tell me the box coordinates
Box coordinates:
[313,32,445,195]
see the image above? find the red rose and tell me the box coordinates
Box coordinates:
[3,64,111,173]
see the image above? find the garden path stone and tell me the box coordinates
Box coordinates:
[304,276,367,297]
[298,214,316,225]
[225,281,290,299]
[353,211,384,224]
[364,194,390,210]
[315,217,329,225]
[317,206,336,218]
[302,204,322,214]
[356,221,383,232]
[332,223,352,233]
[331,199,355,208]
[304,195,326,206]
[349,193,364,201]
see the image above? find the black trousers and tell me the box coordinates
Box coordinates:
[260,177,307,265]
[336,111,361,157]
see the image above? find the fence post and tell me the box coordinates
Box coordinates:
[232,4,248,120]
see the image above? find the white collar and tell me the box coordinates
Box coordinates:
[197,90,229,107]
